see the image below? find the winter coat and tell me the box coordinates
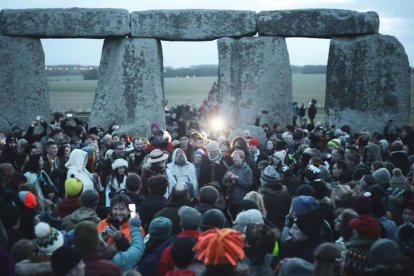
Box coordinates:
[61,207,100,231]
[112,218,144,271]
[198,155,228,187]
[167,149,199,193]
[260,185,291,230]
[388,151,411,176]
[157,230,200,276]
[55,196,80,218]
[97,217,131,245]
[139,195,168,231]
[137,236,175,276]
[105,174,127,207]
[65,149,94,191]
[140,165,177,198]
[24,170,55,204]
[344,238,377,275]
[153,202,190,235]
[224,163,253,205]
[280,236,325,263]
[14,256,53,276]
[82,251,120,276]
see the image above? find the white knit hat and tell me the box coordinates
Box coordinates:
[35,222,64,255]
[111,158,128,170]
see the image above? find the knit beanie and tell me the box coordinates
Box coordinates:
[111,158,128,170]
[327,139,341,150]
[34,222,64,255]
[278,257,314,276]
[295,184,316,198]
[372,168,391,186]
[201,209,226,232]
[302,164,321,182]
[234,209,264,232]
[349,215,381,240]
[65,175,83,197]
[369,239,401,267]
[178,206,202,230]
[18,191,37,208]
[74,221,99,252]
[206,141,219,152]
[295,208,323,238]
[51,246,83,276]
[314,243,342,263]
[149,216,172,240]
[291,196,319,217]
[80,189,99,208]
[245,223,277,253]
[391,168,408,191]
[260,165,280,186]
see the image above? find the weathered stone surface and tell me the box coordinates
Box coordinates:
[0,8,130,38]
[0,36,49,131]
[258,9,379,38]
[89,38,165,137]
[326,34,411,132]
[217,37,292,129]
[131,10,256,41]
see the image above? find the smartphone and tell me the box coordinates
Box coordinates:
[261,110,269,114]
[66,113,73,118]
[129,204,136,217]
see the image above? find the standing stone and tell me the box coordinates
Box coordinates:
[89,38,165,137]
[131,10,256,41]
[258,9,379,38]
[217,37,292,129]
[326,34,411,132]
[0,8,130,38]
[0,36,49,131]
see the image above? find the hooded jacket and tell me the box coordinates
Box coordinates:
[61,207,100,231]
[167,148,199,193]
[65,149,94,191]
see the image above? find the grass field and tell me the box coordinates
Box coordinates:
[49,73,414,123]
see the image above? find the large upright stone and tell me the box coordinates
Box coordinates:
[218,37,292,129]
[89,38,165,137]
[0,36,49,131]
[258,9,379,38]
[0,8,130,38]
[131,10,256,41]
[326,34,411,132]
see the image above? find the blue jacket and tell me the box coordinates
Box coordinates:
[112,218,144,271]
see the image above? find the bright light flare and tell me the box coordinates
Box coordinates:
[209,117,225,132]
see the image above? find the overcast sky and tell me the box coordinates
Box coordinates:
[1,0,413,68]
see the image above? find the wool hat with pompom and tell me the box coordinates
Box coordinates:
[35,222,64,255]
[18,191,37,208]
[64,175,83,197]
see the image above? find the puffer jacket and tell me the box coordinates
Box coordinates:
[61,207,101,231]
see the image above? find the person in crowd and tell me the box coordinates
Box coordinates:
[334,208,359,252]
[195,186,220,215]
[174,133,194,163]
[167,148,199,196]
[223,149,253,219]
[97,194,132,248]
[105,158,129,207]
[199,141,228,188]
[65,149,96,191]
[124,173,145,211]
[127,138,148,175]
[55,176,83,218]
[12,238,53,276]
[313,243,342,276]
[74,221,120,275]
[191,149,204,181]
[368,238,410,275]
[61,189,100,231]
[140,149,176,197]
[146,129,174,153]
[51,246,85,276]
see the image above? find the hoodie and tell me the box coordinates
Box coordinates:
[61,207,100,231]
[167,149,199,193]
[65,149,94,190]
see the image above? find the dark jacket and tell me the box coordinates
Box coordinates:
[139,195,168,230]
[261,185,291,230]
[198,156,228,187]
[153,202,189,235]
[83,251,120,276]
[61,207,101,231]
[55,197,80,218]
[137,236,175,276]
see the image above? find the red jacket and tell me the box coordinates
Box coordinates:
[83,251,120,276]
[156,230,200,276]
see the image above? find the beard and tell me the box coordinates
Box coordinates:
[175,155,187,166]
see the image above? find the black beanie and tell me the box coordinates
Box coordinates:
[51,246,83,276]
[0,204,20,229]
[295,208,323,238]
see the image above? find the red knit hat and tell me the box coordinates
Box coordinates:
[249,138,260,148]
[349,215,380,239]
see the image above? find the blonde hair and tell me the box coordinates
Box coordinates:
[244,191,267,216]
[330,184,353,209]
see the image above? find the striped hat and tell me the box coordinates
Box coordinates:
[35,222,64,255]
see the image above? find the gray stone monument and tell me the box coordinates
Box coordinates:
[0,8,130,38]
[257,9,379,38]
[0,36,49,131]
[326,34,411,132]
[217,37,292,129]
[131,9,256,40]
[89,38,165,137]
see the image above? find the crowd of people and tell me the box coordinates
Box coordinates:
[0,106,414,276]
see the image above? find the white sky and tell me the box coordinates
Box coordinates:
[1,0,413,68]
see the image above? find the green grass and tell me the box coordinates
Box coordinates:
[49,73,414,123]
